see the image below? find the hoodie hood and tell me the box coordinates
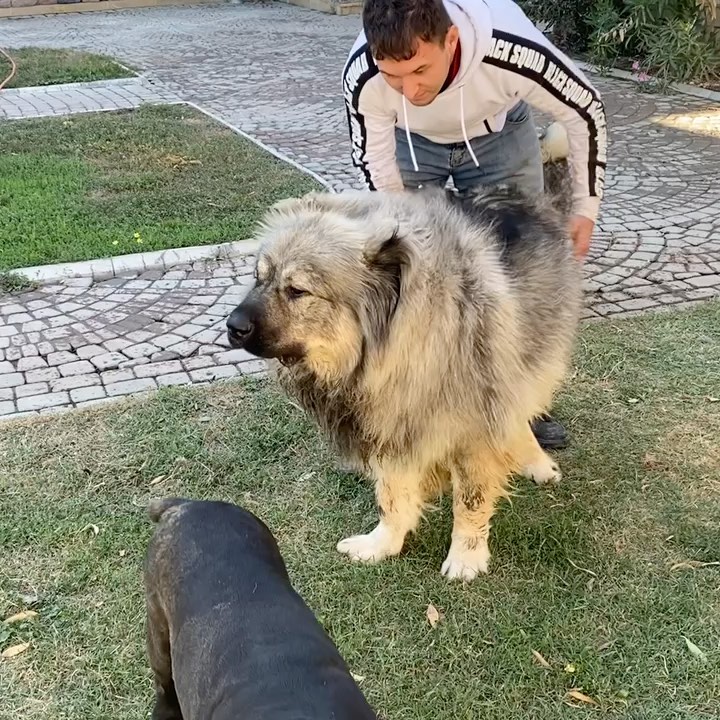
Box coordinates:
[444,0,494,90]
[401,0,494,172]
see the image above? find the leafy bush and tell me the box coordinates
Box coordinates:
[590,0,720,85]
[519,0,720,86]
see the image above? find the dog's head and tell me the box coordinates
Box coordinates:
[227,193,412,382]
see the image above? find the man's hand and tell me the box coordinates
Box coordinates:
[568,215,594,260]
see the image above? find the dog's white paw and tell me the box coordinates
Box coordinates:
[522,454,562,486]
[440,537,490,582]
[336,524,402,564]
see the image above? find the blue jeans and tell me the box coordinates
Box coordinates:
[395,100,543,196]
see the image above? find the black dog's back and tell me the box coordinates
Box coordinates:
[144,497,377,720]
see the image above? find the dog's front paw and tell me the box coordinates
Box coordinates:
[440,537,490,582]
[336,523,402,564]
[522,453,562,486]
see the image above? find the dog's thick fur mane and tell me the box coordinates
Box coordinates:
[259,183,582,468]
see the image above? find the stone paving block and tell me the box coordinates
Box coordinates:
[16,382,50,399]
[16,356,48,371]
[47,351,77,366]
[0,373,25,389]
[687,274,720,288]
[90,352,128,371]
[70,386,108,403]
[238,360,268,375]
[26,367,61,384]
[0,401,15,416]
[0,360,14,374]
[17,392,70,412]
[135,360,184,378]
[51,374,101,392]
[76,344,106,360]
[105,378,157,397]
[157,372,192,387]
[183,357,216,371]
[189,365,238,383]
[59,360,97,377]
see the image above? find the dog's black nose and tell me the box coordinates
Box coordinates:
[226,307,254,348]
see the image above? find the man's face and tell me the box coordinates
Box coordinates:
[376,26,459,107]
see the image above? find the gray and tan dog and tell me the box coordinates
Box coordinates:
[226,128,582,582]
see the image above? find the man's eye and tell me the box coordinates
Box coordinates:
[286,286,309,299]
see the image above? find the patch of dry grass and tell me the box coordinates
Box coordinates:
[1,302,719,719]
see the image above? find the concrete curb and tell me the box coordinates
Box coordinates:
[13,238,261,285]
[4,75,145,96]
[576,61,720,104]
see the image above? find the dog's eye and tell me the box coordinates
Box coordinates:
[285,286,309,300]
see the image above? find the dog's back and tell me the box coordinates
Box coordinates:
[144,497,377,720]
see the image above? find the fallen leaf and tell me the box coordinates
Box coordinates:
[627,398,640,404]
[683,636,707,662]
[351,672,365,683]
[79,523,100,536]
[565,663,577,674]
[568,558,597,577]
[642,452,665,470]
[532,649,551,669]
[426,603,442,628]
[149,475,166,486]
[3,611,38,625]
[671,560,720,571]
[565,689,598,706]
[2,642,30,659]
[18,592,38,606]
[119,549,127,558]
[707,396,719,403]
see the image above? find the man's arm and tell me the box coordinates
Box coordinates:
[342,44,404,192]
[484,31,608,224]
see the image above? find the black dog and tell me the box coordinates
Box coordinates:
[144,497,377,720]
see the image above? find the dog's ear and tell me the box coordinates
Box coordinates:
[358,225,412,351]
[362,221,412,271]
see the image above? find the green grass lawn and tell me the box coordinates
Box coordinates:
[1,47,134,89]
[1,303,718,719]
[0,104,323,271]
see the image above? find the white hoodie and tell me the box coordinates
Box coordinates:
[342,0,607,222]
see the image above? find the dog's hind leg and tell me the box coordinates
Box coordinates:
[441,448,511,582]
[146,600,183,720]
[337,459,426,564]
[514,422,562,486]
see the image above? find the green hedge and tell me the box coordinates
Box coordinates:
[519,0,720,86]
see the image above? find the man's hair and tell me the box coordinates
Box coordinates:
[363,0,453,61]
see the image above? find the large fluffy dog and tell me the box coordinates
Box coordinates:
[144,497,377,719]
[226,146,582,582]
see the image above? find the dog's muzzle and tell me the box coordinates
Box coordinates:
[226,307,255,349]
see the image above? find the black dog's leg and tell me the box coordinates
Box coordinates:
[146,602,183,720]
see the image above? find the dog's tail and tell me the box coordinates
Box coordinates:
[539,122,573,218]
[540,121,569,164]
[147,497,188,523]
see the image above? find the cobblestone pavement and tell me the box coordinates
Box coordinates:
[0,76,179,120]
[1,2,719,421]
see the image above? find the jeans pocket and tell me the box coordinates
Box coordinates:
[505,100,529,125]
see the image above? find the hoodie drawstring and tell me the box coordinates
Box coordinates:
[402,95,419,172]
[459,85,480,168]
[402,86,480,177]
